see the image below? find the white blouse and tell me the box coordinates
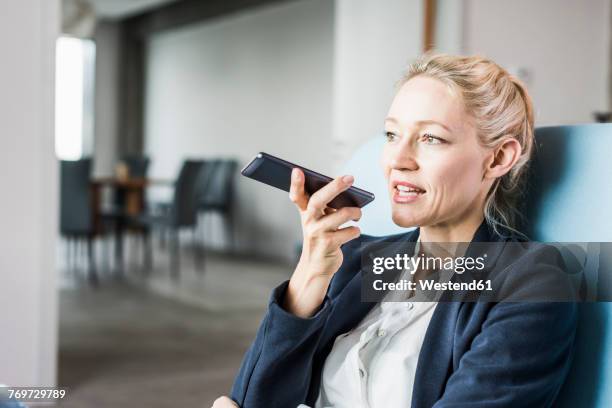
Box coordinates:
[305,238,454,408]
[314,298,437,408]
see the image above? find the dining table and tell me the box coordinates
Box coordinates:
[90,176,173,276]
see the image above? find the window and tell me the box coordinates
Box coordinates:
[55,36,96,160]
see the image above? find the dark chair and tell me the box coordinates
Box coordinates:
[60,158,98,284]
[130,160,206,277]
[97,155,150,274]
[112,155,150,211]
[198,159,238,252]
[122,154,150,178]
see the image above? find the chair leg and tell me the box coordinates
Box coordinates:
[65,236,72,274]
[114,221,124,278]
[225,211,235,254]
[71,237,79,278]
[87,237,98,286]
[195,220,205,273]
[143,230,153,274]
[76,238,83,272]
[103,233,111,275]
[79,239,86,273]
[170,229,180,279]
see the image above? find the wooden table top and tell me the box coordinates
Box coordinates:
[91,177,174,188]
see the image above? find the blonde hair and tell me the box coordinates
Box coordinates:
[399,53,535,237]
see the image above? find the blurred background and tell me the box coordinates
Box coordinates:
[0,0,610,406]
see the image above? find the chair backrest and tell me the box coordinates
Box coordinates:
[113,155,151,209]
[343,124,612,407]
[60,158,93,236]
[0,396,24,407]
[524,124,612,408]
[199,159,238,210]
[342,137,407,236]
[171,160,205,228]
[121,154,150,179]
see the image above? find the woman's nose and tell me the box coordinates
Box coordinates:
[389,137,419,171]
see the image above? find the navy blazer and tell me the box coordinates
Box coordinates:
[230,221,577,407]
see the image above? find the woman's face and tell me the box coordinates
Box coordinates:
[381,75,492,229]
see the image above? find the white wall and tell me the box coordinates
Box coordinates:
[463,0,611,125]
[145,0,335,260]
[0,0,59,386]
[435,0,464,55]
[93,20,121,177]
[332,0,423,167]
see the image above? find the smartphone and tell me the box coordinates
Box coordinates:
[241,152,375,209]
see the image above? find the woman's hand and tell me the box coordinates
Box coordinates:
[211,396,239,408]
[284,168,361,318]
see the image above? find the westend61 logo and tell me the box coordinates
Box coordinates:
[362,241,610,303]
[371,253,487,275]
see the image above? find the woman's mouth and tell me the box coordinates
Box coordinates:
[393,183,426,203]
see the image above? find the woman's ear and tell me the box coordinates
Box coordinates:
[484,137,522,179]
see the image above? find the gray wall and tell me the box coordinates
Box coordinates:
[463,0,611,124]
[93,20,121,177]
[144,0,335,260]
[0,0,59,386]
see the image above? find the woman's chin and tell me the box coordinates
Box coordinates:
[391,209,423,228]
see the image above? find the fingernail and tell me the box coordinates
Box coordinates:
[342,175,354,184]
[292,168,300,180]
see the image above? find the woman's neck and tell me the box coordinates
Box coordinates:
[418,211,485,243]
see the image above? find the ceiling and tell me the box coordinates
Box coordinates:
[87,0,179,19]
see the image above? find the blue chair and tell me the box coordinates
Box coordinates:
[525,125,612,408]
[0,399,25,408]
[342,124,612,407]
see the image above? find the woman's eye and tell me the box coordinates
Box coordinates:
[385,131,398,142]
[422,133,444,144]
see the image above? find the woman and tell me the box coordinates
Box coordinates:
[213,53,577,408]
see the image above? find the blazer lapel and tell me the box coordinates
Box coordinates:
[411,301,462,408]
[411,220,502,407]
